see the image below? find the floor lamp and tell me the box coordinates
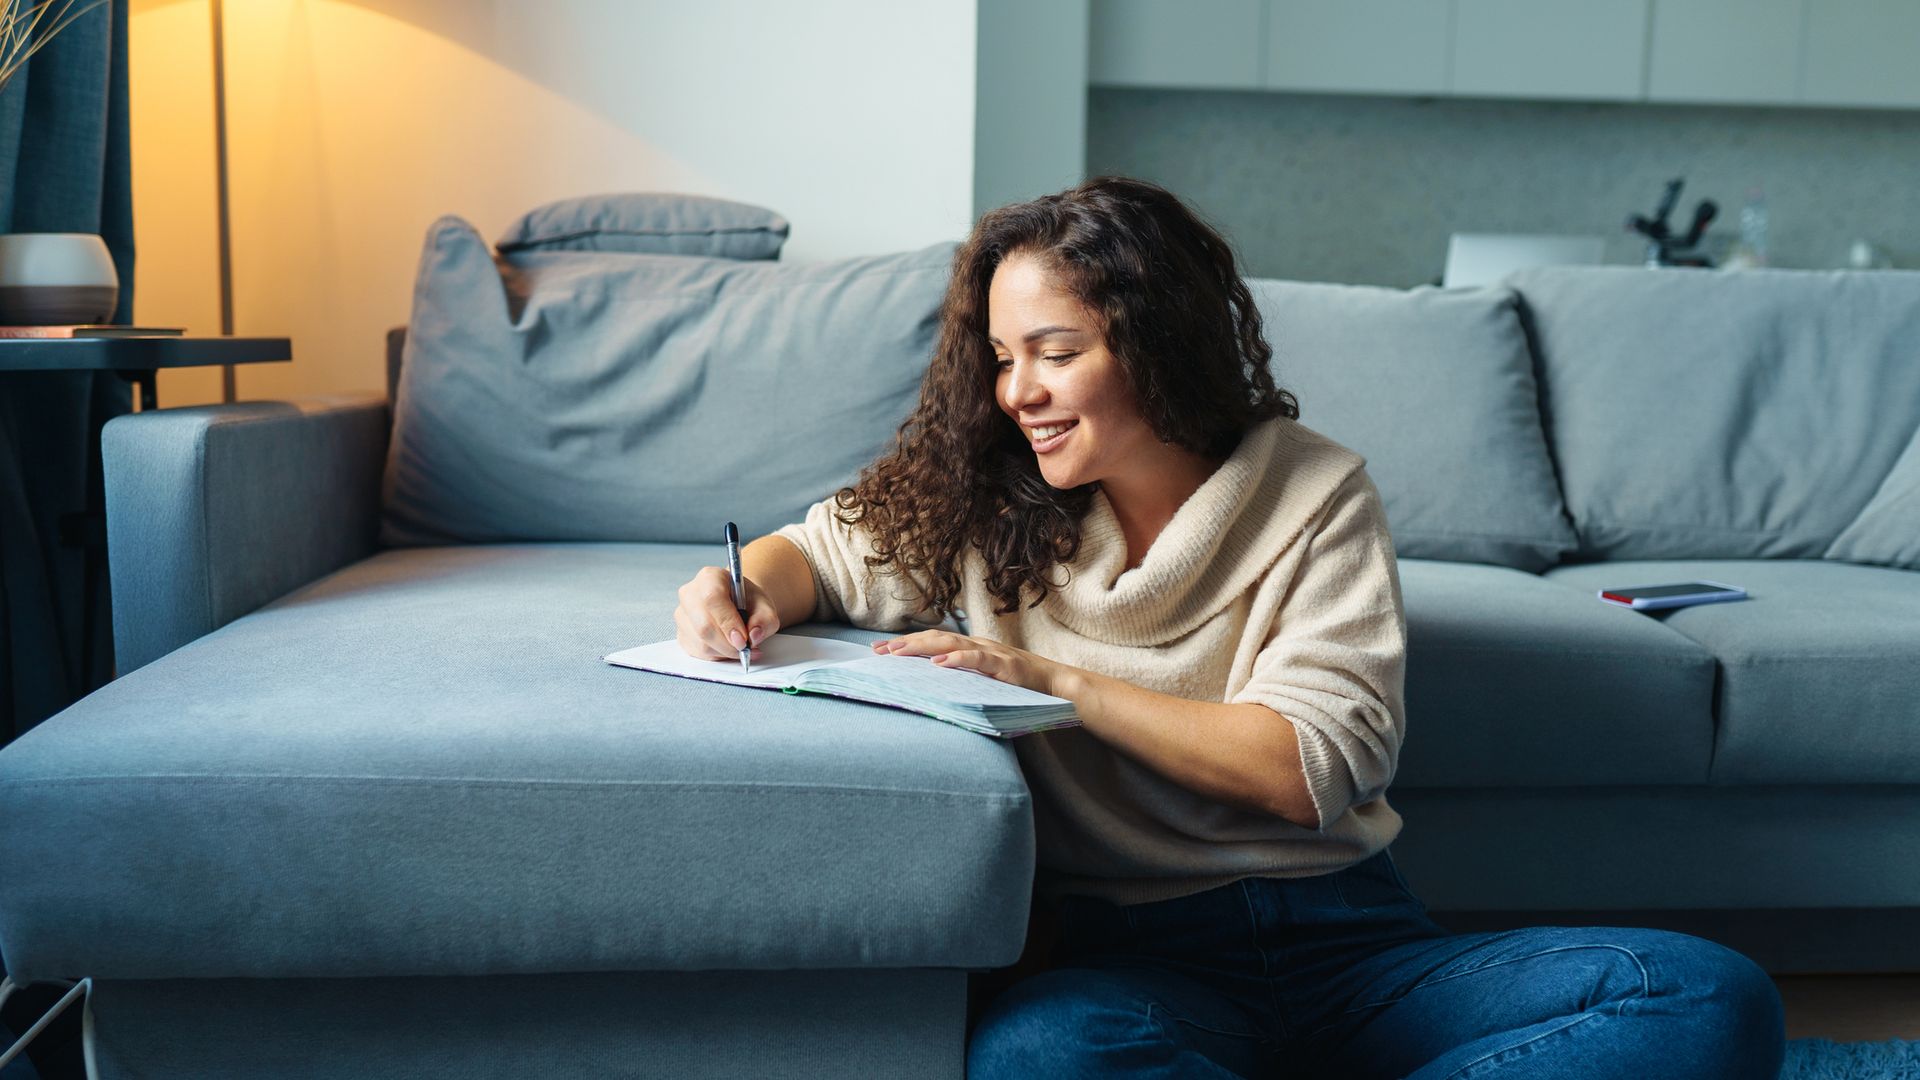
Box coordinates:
[211,0,235,401]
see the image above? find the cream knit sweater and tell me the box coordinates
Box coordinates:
[774,416,1407,906]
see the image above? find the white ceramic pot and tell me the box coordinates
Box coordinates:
[0,232,119,325]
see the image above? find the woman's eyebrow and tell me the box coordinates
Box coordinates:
[986,325,1084,346]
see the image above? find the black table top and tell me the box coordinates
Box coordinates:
[0,336,291,372]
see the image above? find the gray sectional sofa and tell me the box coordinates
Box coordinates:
[2,197,1917,1076]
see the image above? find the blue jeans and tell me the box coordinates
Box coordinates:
[968,849,1785,1078]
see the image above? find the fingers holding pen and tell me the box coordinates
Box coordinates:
[675,568,768,663]
[673,600,760,663]
[719,576,781,660]
[736,581,780,653]
[729,617,770,656]
[674,549,784,665]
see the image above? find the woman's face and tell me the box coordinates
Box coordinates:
[988,252,1157,490]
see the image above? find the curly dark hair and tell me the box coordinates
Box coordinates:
[827,176,1300,618]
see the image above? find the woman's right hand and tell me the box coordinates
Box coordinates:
[674,566,782,662]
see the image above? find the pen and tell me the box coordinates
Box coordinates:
[724,522,750,674]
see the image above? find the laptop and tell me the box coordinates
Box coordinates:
[1443,233,1608,288]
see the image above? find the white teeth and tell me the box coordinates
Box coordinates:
[1030,421,1076,441]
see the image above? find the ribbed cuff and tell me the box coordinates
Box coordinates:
[1291,720,1353,833]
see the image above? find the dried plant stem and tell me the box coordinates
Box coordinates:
[0,0,108,95]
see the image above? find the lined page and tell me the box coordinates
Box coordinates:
[801,654,1072,706]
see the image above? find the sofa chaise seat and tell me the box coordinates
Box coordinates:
[0,542,1034,984]
[0,543,1032,1076]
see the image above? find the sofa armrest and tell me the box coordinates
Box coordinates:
[102,393,390,674]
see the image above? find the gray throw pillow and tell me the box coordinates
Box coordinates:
[495,192,790,260]
[1250,278,1577,572]
[381,214,953,546]
[1825,420,1920,570]
[1511,266,1920,561]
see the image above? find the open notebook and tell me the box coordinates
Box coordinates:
[603,632,1081,738]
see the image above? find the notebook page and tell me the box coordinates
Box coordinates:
[604,634,876,689]
[801,654,1072,706]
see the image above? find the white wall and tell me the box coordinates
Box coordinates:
[131,0,982,406]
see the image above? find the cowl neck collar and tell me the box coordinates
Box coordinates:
[1037,416,1363,646]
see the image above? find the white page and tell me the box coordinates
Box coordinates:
[605,636,1072,708]
[604,634,876,689]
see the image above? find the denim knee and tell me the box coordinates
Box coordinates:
[1608,929,1785,1079]
[1667,935,1784,1057]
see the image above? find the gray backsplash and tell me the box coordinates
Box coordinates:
[1087,88,1920,288]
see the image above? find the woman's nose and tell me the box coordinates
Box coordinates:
[1006,361,1047,406]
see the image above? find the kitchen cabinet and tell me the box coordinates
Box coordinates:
[1089,0,1264,90]
[1802,0,1920,108]
[1450,0,1650,101]
[1648,0,1802,105]
[1088,0,1920,110]
[1266,0,1448,95]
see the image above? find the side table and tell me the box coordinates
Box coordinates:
[0,336,291,410]
[0,336,292,738]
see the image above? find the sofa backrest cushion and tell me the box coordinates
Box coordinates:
[494,192,790,260]
[1249,279,1576,572]
[1511,266,1920,561]
[1825,419,1920,570]
[380,214,952,546]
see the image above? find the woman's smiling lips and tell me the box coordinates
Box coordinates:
[1028,418,1079,453]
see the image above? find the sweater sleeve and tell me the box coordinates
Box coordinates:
[772,496,942,631]
[1229,468,1408,832]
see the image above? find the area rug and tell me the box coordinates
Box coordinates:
[1782,1038,1920,1079]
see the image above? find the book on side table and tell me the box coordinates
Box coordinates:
[604,632,1081,738]
[0,325,185,338]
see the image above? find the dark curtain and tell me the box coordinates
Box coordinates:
[0,0,134,747]
[0,11,132,1072]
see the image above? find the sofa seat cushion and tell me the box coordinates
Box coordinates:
[1393,558,1717,788]
[1542,560,1920,785]
[0,545,1033,983]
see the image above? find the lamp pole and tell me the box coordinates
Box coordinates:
[211,0,235,402]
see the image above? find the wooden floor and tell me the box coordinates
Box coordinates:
[1775,975,1920,1042]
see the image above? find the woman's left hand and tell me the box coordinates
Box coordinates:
[871,631,1071,698]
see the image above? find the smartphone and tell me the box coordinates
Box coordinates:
[1597,581,1747,611]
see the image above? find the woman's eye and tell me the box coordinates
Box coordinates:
[996,352,1077,370]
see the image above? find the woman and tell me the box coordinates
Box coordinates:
[672,177,1785,1078]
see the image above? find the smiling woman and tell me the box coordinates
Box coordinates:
[830,176,1299,620]
[987,255,1226,562]
[672,176,1785,1079]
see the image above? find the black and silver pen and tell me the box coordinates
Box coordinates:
[724,522,750,674]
